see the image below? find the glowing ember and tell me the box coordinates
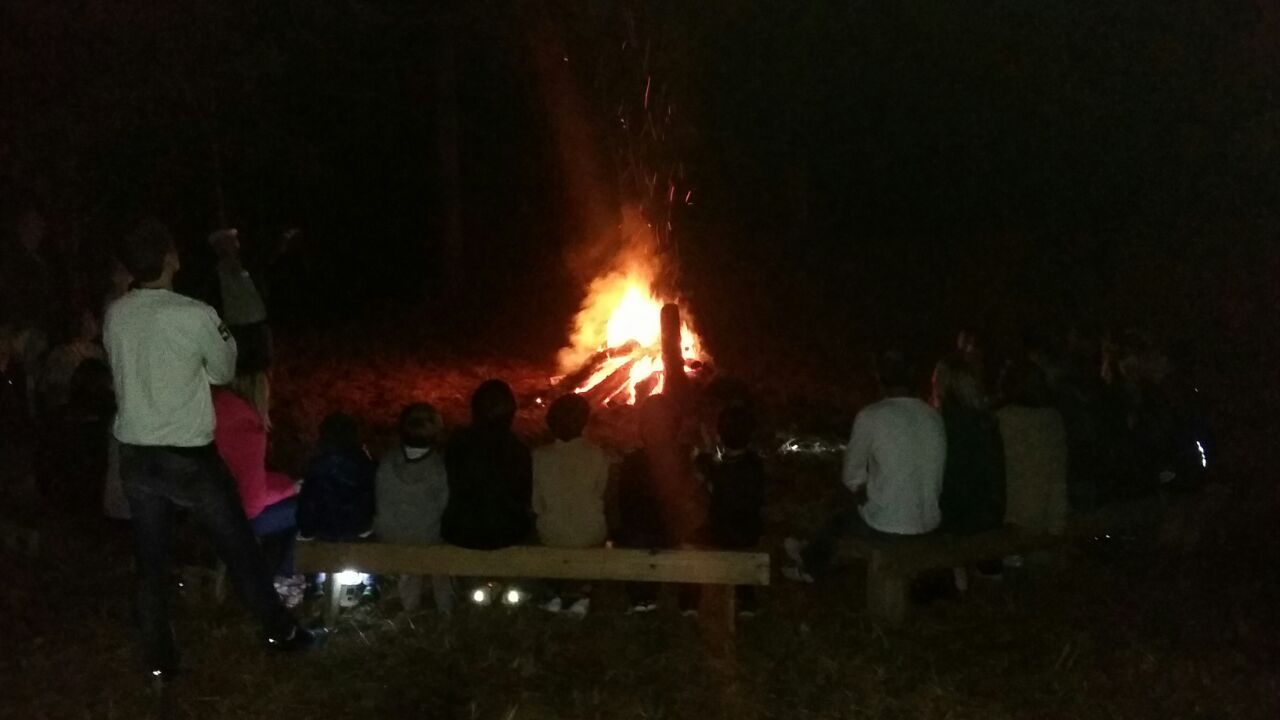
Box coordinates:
[557,243,705,406]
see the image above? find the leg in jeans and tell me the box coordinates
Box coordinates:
[250,497,298,576]
[430,575,456,614]
[122,476,178,672]
[800,507,873,577]
[399,574,424,612]
[183,454,295,641]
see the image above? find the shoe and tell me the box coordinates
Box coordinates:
[539,597,563,613]
[781,565,814,584]
[783,537,806,565]
[681,608,698,618]
[737,609,757,619]
[148,666,180,694]
[626,602,658,614]
[566,598,590,617]
[266,624,327,652]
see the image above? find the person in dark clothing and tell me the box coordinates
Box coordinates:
[297,412,376,541]
[697,404,766,615]
[932,355,1005,535]
[441,380,532,550]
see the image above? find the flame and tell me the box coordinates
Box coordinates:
[557,223,705,405]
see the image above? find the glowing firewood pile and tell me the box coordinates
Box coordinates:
[553,272,708,407]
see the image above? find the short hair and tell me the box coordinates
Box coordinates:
[319,412,360,450]
[399,402,442,438]
[875,350,911,391]
[470,379,516,428]
[1000,360,1052,408]
[717,405,756,451]
[119,218,174,283]
[546,394,590,442]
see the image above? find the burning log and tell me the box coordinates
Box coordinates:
[660,302,688,402]
[552,340,640,395]
[581,358,638,407]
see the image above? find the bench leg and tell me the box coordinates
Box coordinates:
[866,552,908,626]
[324,574,341,628]
[698,585,735,655]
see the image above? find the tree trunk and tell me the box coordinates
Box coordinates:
[435,11,464,297]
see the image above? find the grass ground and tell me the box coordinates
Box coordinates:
[4,335,1279,719]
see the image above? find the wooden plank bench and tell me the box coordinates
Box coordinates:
[840,494,1169,626]
[296,542,770,645]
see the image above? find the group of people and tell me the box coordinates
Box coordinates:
[782,330,1207,583]
[2,209,1205,688]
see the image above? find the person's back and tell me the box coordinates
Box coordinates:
[933,356,1005,535]
[376,446,448,544]
[847,397,946,535]
[702,405,766,549]
[532,395,609,549]
[442,380,532,550]
[298,413,376,541]
[997,361,1069,535]
[998,405,1068,534]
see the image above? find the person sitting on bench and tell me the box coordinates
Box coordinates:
[373,402,454,614]
[996,361,1069,537]
[784,351,946,582]
[442,380,532,550]
[699,404,766,615]
[298,412,376,542]
[532,394,610,615]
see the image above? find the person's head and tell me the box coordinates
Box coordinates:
[109,260,133,299]
[399,403,443,449]
[64,308,99,345]
[319,412,360,451]
[208,228,240,261]
[638,393,678,449]
[716,405,755,452]
[470,379,517,429]
[229,371,271,427]
[932,355,986,411]
[875,350,912,396]
[120,218,179,286]
[1000,360,1052,408]
[546,394,590,442]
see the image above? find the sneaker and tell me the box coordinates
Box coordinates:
[737,609,757,619]
[783,537,806,565]
[781,565,815,584]
[681,608,698,618]
[566,598,590,617]
[266,625,327,653]
[626,602,658,614]
[539,597,563,613]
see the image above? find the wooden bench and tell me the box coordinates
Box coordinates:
[296,542,770,645]
[840,494,1170,626]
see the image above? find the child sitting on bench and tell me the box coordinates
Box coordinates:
[698,404,766,615]
[374,403,454,614]
[532,394,610,615]
[298,412,376,542]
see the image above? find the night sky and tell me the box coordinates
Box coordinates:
[3,1,1278,379]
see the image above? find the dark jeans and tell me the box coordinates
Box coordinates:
[251,496,298,576]
[800,508,903,577]
[120,443,294,671]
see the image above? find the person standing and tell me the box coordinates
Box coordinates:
[204,228,272,373]
[105,219,317,686]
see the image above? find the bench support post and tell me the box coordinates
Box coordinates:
[866,551,908,626]
[324,575,342,628]
[698,584,735,655]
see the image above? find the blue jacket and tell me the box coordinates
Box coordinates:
[298,448,376,541]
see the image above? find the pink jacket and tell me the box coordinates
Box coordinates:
[213,389,296,519]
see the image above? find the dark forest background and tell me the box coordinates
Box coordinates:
[3,0,1278,393]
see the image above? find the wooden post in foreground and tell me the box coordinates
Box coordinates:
[660,302,687,402]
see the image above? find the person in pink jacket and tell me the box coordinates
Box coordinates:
[212,373,299,582]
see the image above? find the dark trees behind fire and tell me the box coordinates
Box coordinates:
[2,0,1278,392]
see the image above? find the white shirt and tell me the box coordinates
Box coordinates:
[842,396,947,535]
[105,289,237,447]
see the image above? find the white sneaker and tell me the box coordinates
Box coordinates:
[681,608,698,618]
[627,602,658,614]
[539,597,563,613]
[781,565,815,584]
[783,537,806,565]
[566,598,590,617]
[737,609,757,619]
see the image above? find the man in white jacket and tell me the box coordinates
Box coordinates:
[105,219,317,686]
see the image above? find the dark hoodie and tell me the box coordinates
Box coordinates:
[298,413,376,540]
[441,381,532,549]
